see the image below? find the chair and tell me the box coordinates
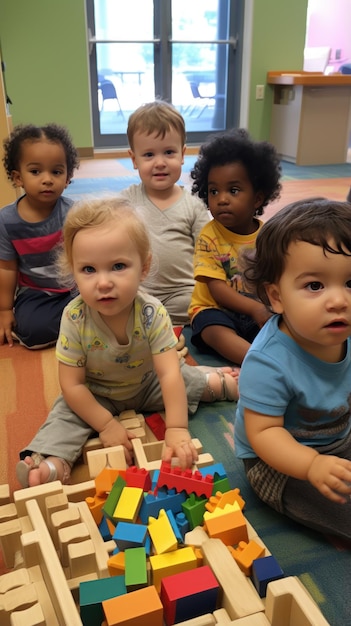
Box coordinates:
[188,81,219,119]
[97,75,124,118]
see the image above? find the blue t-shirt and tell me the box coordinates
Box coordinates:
[0,195,73,293]
[235,315,351,458]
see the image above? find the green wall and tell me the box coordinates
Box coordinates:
[248,0,308,140]
[0,0,308,149]
[0,0,92,150]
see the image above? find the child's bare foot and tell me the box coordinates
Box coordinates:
[16,453,71,488]
[198,366,240,402]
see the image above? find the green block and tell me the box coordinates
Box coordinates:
[125,546,148,590]
[182,493,207,529]
[102,474,126,520]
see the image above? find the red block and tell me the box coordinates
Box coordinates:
[160,565,219,626]
[157,462,213,499]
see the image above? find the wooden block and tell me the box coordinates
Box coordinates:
[77,500,111,578]
[51,506,81,549]
[8,602,46,626]
[68,538,97,578]
[172,616,216,626]
[0,584,39,624]
[265,576,330,626]
[102,584,163,626]
[213,608,232,623]
[14,481,64,518]
[87,446,126,478]
[202,538,264,620]
[0,568,30,593]
[0,518,23,569]
[58,521,90,567]
[129,426,147,442]
[0,502,18,522]
[44,492,69,531]
[22,498,83,625]
[63,480,96,502]
[0,483,11,504]
[82,437,103,463]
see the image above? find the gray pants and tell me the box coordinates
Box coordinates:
[244,429,351,540]
[20,362,206,465]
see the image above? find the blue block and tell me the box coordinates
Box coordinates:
[252,555,284,597]
[112,521,148,550]
[139,487,186,524]
[166,509,183,543]
[198,462,227,480]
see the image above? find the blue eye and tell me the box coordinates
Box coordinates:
[83,266,95,274]
[113,262,126,271]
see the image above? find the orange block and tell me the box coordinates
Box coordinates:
[230,540,265,576]
[102,584,163,625]
[205,507,248,546]
[108,551,125,576]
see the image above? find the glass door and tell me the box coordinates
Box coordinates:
[86,0,244,148]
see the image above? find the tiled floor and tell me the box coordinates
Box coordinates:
[73,155,351,222]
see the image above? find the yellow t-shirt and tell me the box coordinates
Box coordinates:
[188,218,262,320]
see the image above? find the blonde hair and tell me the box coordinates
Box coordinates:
[127,100,186,151]
[57,197,152,286]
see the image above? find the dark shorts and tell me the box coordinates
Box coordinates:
[190,306,260,354]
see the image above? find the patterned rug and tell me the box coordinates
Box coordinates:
[1,329,350,624]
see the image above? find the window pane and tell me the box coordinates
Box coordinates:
[94,0,154,39]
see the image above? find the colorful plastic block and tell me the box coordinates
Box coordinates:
[148,509,178,554]
[79,575,126,626]
[229,540,265,576]
[161,565,220,626]
[113,521,148,551]
[102,475,126,521]
[125,466,152,491]
[157,462,213,498]
[181,493,208,529]
[204,506,248,546]
[149,546,197,593]
[124,547,148,591]
[112,486,143,523]
[252,555,285,598]
[102,584,163,626]
[139,487,186,524]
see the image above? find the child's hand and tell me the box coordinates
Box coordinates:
[307,453,351,503]
[99,418,135,466]
[0,309,15,346]
[163,427,198,469]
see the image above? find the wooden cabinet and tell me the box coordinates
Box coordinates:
[0,53,17,207]
[267,71,351,166]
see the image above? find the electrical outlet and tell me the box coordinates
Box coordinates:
[256,84,265,100]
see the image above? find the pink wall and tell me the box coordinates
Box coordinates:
[305,0,351,69]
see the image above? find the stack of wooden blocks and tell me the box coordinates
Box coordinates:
[0,411,330,625]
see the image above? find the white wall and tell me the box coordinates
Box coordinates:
[305,0,351,70]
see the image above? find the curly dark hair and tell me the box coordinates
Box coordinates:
[190,128,282,216]
[242,197,351,306]
[3,123,79,184]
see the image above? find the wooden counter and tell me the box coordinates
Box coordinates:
[267,71,351,165]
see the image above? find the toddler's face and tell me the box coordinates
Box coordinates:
[207,162,263,235]
[265,239,351,362]
[129,129,185,193]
